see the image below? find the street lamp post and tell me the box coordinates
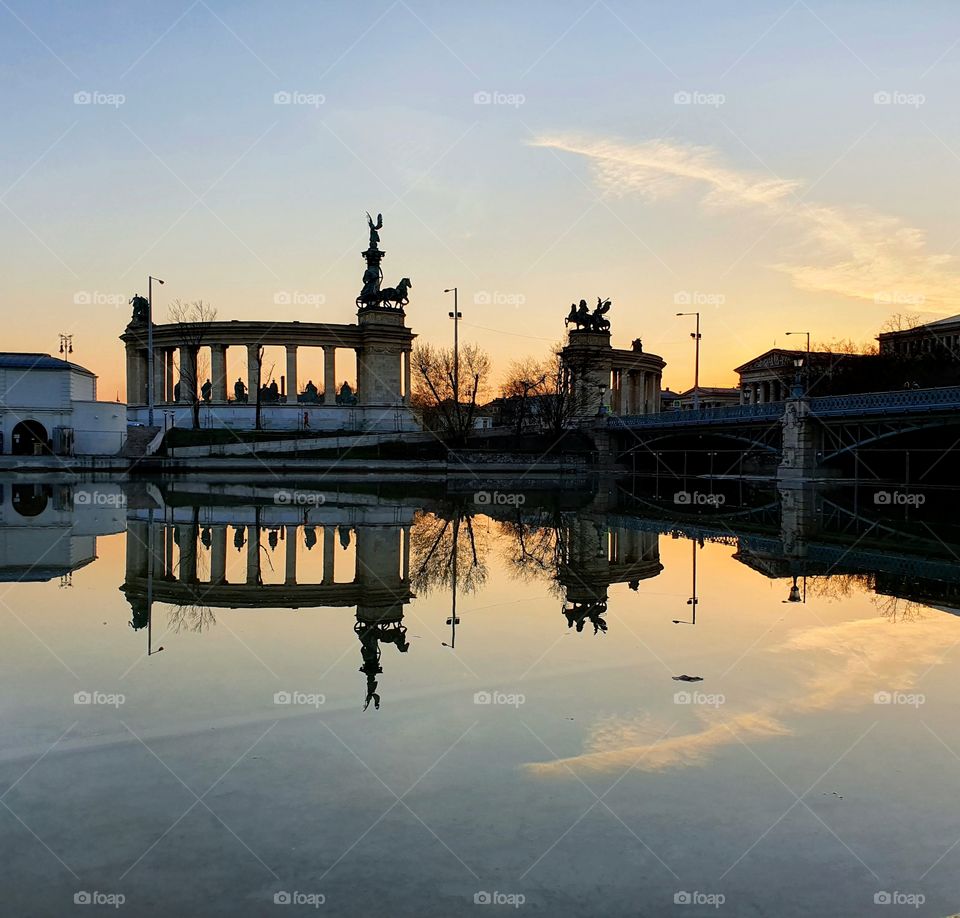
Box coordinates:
[444,287,461,422]
[785,331,810,394]
[147,275,165,426]
[677,312,701,409]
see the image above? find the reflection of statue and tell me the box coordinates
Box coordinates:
[366,211,383,249]
[335,381,357,405]
[234,378,247,403]
[304,526,317,550]
[355,617,409,711]
[201,379,212,402]
[233,525,246,551]
[563,600,608,634]
[129,294,149,325]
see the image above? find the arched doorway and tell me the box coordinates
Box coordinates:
[11,420,49,455]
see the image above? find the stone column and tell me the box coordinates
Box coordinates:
[126,519,149,578]
[403,350,411,405]
[322,526,335,583]
[153,349,166,404]
[165,349,174,404]
[246,344,260,401]
[211,344,227,402]
[177,523,198,582]
[126,345,147,405]
[402,525,411,580]
[246,525,260,584]
[210,526,227,583]
[323,346,335,402]
[285,345,298,404]
[179,347,196,403]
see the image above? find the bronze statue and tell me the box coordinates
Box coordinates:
[129,294,149,325]
[565,296,611,332]
[376,277,412,308]
[366,211,383,249]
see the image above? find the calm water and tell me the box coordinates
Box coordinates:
[2,476,960,917]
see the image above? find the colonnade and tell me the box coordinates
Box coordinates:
[609,368,660,415]
[740,379,788,405]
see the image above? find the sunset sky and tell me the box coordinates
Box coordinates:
[3,0,960,398]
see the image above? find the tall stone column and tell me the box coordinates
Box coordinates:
[153,349,166,404]
[323,346,336,401]
[179,347,196,403]
[246,344,260,402]
[284,530,297,584]
[322,526,335,583]
[285,345,298,404]
[211,344,227,402]
[126,346,147,405]
[126,519,149,578]
[177,523,198,583]
[165,349,174,404]
[246,525,260,584]
[403,350,411,405]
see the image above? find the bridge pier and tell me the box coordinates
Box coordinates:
[778,397,820,483]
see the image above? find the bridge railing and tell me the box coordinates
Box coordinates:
[609,402,783,428]
[808,385,960,416]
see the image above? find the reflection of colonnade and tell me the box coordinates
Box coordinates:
[556,517,662,633]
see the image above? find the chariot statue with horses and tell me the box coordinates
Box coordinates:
[565,297,611,333]
[356,211,412,310]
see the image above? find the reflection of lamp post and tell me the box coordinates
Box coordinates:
[673,539,699,624]
[147,507,164,655]
[443,515,461,648]
[147,275,165,426]
[677,311,701,409]
[784,574,805,603]
[596,382,608,417]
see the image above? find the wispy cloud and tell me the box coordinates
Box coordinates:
[532,134,960,313]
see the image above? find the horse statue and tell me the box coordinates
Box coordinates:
[376,277,412,308]
[128,294,149,325]
[565,299,592,330]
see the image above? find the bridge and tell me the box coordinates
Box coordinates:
[607,385,960,480]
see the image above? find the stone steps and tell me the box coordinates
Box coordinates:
[120,425,161,458]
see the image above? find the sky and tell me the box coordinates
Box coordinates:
[2,0,960,398]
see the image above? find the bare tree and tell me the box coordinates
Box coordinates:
[168,299,218,429]
[410,341,491,441]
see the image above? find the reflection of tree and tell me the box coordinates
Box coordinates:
[495,515,568,598]
[409,508,489,594]
[806,573,928,621]
[167,604,216,633]
[873,594,927,622]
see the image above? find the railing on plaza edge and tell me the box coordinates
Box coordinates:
[609,385,960,428]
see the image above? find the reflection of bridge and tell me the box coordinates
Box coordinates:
[609,385,960,479]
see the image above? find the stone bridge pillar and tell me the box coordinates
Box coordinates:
[778,397,820,482]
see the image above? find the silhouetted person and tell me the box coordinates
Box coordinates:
[304,526,317,550]
[234,378,247,402]
[233,525,246,551]
[201,379,212,402]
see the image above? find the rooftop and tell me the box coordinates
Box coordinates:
[0,352,95,376]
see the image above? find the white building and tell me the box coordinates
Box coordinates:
[0,353,126,455]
